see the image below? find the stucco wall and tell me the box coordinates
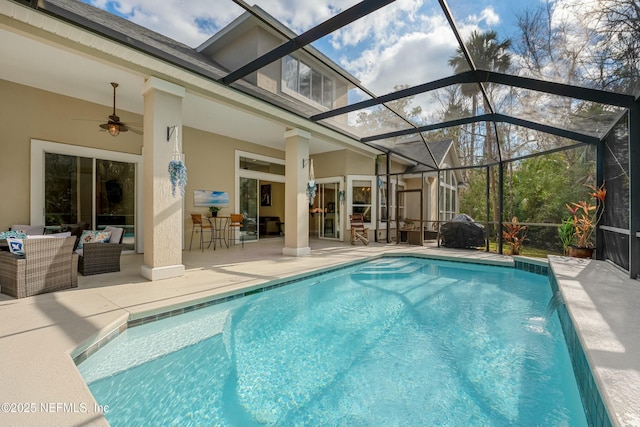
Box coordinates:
[311,149,375,178]
[312,150,347,177]
[182,125,285,242]
[0,79,290,246]
[0,79,143,230]
[346,150,375,175]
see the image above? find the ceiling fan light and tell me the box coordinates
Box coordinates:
[108,123,120,137]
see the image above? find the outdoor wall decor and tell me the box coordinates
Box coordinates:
[261,184,272,206]
[168,126,187,197]
[306,159,316,205]
[194,190,229,207]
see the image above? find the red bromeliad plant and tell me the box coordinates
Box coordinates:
[565,183,606,248]
[503,216,527,255]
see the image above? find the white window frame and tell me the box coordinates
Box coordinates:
[314,176,344,241]
[439,170,458,221]
[377,176,406,229]
[346,175,376,226]
[281,55,335,109]
[235,151,285,243]
[30,139,144,252]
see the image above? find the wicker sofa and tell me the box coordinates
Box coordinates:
[77,226,124,276]
[0,236,78,298]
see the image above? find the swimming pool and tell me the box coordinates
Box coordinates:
[78,256,588,426]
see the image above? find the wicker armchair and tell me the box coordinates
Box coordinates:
[77,227,124,276]
[0,236,78,298]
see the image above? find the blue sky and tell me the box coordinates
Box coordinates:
[81,0,594,122]
[81,0,537,93]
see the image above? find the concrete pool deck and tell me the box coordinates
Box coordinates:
[0,238,637,426]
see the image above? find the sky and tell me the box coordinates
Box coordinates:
[80,0,611,132]
[81,0,537,96]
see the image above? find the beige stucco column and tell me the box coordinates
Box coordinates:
[283,128,311,256]
[140,77,186,280]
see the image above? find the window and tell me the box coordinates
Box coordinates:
[352,180,372,222]
[378,178,405,222]
[239,156,285,175]
[43,153,136,251]
[282,55,334,108]
[31,140,141,252]
[439,171,457,221]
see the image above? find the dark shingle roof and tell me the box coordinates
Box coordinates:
[36,0,344,120]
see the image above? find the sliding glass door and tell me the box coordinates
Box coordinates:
[317,181,340,239]
[44,152,136,250]
[239,177,258,242]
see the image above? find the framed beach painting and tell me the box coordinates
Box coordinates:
[194,190,229,207]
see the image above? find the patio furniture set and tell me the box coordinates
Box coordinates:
[0,223,124,298]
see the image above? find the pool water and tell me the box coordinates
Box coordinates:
[78,257,587,426]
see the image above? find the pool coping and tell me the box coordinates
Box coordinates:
[548,256,640,427]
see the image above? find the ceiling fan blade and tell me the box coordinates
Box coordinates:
[99,123,110,130]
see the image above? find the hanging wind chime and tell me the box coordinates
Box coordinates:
[306,159,317,205]
[168,126,187,197]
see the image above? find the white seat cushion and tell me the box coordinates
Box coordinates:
[104,226,124,244]
[26,232,71,239]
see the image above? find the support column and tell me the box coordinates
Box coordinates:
[629,105,640,279]
[283,128,311,256]
[140,77,186,280]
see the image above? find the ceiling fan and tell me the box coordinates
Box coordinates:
[99,82,142,136]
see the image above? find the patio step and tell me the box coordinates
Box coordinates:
[351,259,422,279]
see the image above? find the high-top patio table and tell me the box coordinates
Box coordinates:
[207,216,229,250]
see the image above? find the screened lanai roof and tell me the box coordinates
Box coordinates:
[30,0,640,172]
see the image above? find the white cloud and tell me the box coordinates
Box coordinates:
[346,25,458,95]
[84,0,246,47]
[81,0,498,105]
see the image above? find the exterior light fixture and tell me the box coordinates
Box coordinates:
[108,123,120,137]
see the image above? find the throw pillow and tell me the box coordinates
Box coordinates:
[7,237,25,256]
[0,230,27,240]
[77,230,112,249]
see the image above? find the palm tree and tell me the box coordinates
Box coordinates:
[448,30,512,227]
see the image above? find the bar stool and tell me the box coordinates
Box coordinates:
[228,213,244,247]
[189,214,213,251]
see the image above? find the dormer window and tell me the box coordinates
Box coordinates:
[283,55,334,109]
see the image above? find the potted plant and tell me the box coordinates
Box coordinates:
[502,216,527,255]
[565,183,606,258]
[208,206,221,217]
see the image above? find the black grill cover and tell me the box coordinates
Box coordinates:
[440,214,485,248]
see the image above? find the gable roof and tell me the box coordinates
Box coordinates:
[33,0,359,121]
[196,5,360,85]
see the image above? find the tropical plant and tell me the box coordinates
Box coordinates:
[557,217,575,255]
[502,216,527,255]
[565,183,606,248]
[168,159,187,197]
